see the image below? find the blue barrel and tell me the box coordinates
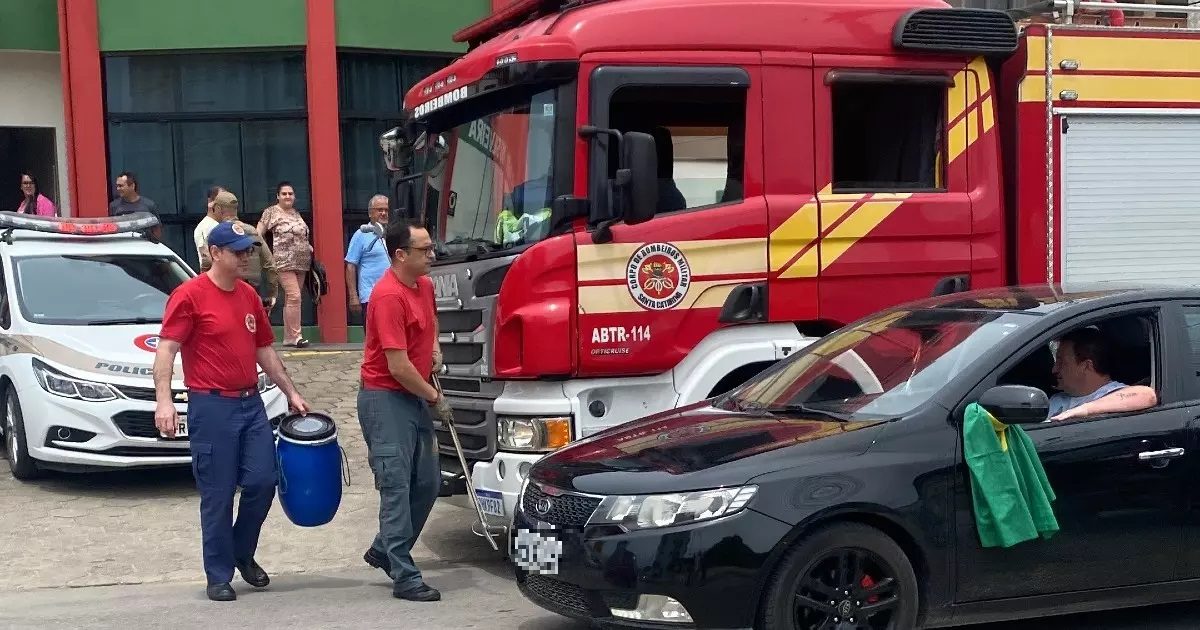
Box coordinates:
[276,412,342,527]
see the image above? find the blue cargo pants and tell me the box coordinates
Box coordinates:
[357,387,440,591]
[187,391,277,586]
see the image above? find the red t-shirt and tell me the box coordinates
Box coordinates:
[361,271,436,393]
[160,274,276,391]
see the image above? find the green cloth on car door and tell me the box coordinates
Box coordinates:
[963,402,1059,548]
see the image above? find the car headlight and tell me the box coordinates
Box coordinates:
[498,416,572,452]
[257,372,276,393]
[32,358,117,402]
[589,485,758,531]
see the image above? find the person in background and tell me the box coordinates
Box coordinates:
[194,185,225,263]
[205,191,279,310]
[110,171,162,240]
[345,194,391,330]
[16,172,56,216]
[257,181,311,348]
[153,220,311,602]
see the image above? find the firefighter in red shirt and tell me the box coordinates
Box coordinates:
[153,221,310,602]
[357,220,442,602]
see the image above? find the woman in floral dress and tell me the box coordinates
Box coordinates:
[257,181,312,347]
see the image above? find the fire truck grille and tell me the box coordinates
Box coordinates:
[893,7,1018,56]
[441,343,483,365]
[522,484,602,528]
[437,310,483,333]
[433,407,495,461]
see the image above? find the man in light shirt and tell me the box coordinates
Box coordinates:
[1047,327,1157,421]
[199,191,279,309]
[345,194,392,329]
[194,186,225,264]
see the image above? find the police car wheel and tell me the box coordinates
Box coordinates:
[4,387,41,481]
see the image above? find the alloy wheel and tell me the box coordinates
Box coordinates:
[793,548,900,630]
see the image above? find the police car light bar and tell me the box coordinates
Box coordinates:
[0,211,160,243]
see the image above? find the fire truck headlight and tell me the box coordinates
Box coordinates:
[498,416,573,452]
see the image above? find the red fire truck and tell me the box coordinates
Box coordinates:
[379,0,1200,533]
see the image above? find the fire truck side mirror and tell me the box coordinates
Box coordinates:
[621,131,658,226]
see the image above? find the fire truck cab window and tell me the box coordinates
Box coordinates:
[831,81,944,192]
[608,85,746,212]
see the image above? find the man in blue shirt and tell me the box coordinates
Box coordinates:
[346,195,392,330]
[1048,327,1157,421]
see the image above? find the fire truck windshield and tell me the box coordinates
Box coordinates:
[414,86,559,257]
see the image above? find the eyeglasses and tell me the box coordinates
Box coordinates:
[406,245,436,256]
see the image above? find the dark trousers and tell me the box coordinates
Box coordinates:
[188,392,277,586]
[360,302,368,331]
[357,388,439,590]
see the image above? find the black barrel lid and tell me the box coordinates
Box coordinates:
[279,412,336,442]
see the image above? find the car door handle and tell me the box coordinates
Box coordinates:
[1139,448,1185,461]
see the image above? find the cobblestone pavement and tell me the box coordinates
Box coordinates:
[0,348,495,592]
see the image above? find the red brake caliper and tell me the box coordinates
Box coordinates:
[860,574,880,604]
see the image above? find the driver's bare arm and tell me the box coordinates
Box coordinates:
[1051,385,1158,421]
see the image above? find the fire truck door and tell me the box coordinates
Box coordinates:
[577,61,766,377]
[812,59,975,326]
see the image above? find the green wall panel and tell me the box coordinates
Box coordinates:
[0,0,59,51]
[336,0,490,52]
[98,0,306,51]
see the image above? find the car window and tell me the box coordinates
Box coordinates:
[723,308,1036,418]
[0,260,10,330]
[1180,307,1200,387]
[12,254,191,326]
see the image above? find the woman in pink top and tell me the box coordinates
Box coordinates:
[17,172,56,217]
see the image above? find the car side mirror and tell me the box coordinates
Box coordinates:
[978,385,1049,424]
[621,131,658,226]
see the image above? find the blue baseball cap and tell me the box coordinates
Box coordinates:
[207,221,259,252]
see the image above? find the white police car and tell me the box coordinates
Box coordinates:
[0,212,288,480]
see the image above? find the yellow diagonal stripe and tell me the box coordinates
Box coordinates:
[769,200,818,273]
[779,248,819,279]
[819,196,911,270]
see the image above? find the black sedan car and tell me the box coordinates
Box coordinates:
[511,286,1200,629]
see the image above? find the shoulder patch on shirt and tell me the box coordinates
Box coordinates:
[245,313,257,333]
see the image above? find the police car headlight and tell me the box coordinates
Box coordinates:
[589,485,758,531]
[498,416,572,452]
[257,372,276,393]
[32,358,117,402]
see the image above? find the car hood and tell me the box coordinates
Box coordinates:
[531,403,891,495]
[14,325,181,381]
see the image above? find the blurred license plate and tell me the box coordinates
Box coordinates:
[475,489,504,517]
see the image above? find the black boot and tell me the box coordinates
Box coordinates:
[364,548,392,577]
[235,558,270,588]
[207,583,236,602]
[393,582,441,602]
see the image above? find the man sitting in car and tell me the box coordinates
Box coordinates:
[1048,327,1158,421]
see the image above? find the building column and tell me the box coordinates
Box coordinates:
[305,0,348,343]
[57,0,108,218]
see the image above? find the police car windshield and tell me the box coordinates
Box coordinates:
[13,254,191,326]
[416,87,558,257]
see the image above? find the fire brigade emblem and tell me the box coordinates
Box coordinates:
[245,314,256,333]
[626,242,691,310]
